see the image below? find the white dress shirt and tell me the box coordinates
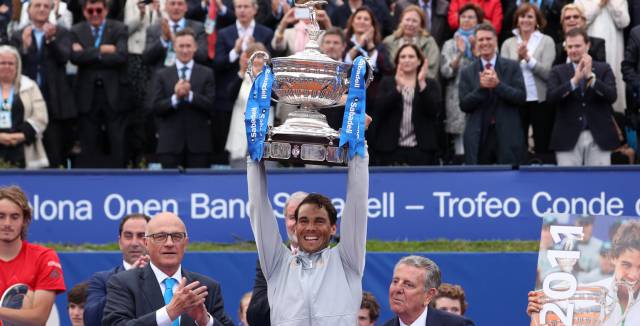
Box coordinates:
[399,306,429,326]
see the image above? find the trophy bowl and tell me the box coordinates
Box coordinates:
[535,286,612,326]
[247,0,372,166]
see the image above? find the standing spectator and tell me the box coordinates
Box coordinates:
[553,4,606,66]
[331,0,393,36]
[67,282,88,326]
[440,3,480,161]
[383,255,474,325]
[432,283,468,316]
[19,0,73,30]
[459,22,526,165]
[0,185,66,324]
[623,25,640,114]
[359,291,380,326]
[448,0,502,35]
[70,0,129,168]
[575,0,629,113]
[500,0,570,45]
[213,0,273,164]
[383,5,440,79]
[373,43,442,165]
[83,213,150,326]
[392,0,453,47]
[142,0,209,71]
[150,28,215,168]
[0,45,48,168]
[11,0,75,169]
[547,28,618,166]
[500,2,556,162]
[186,0,235,29]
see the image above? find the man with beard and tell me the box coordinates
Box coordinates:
[0,185,66,324]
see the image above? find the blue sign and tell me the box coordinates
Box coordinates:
[1,166,638,243]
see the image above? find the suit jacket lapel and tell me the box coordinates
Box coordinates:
[425,306,440,326]
[140,265,166,312]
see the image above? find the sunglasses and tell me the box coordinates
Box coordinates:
[86,8,103,15]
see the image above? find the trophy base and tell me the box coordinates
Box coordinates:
[262,109,347,166]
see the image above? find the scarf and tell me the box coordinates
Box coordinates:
[455,25,476,59]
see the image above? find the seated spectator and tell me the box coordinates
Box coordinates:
[448,0,502,35]
[373,43,442,166]
[458,22,526,165]
[0,45,48,168]
[10,0,74,169]
[392,0,452,47]
[238,291,251,326]
[575,0,629,113]
[500,2,556,163]
[272,6,331,57]
[225,42,271,168]
[432,283,468,316]
[150,28,215,168]
[553,3,606,66]
[383,5,440,79]
[547,28,618,166]
[331,0,393,36]
[19,0,73,29]
[440,3,481,161]
[383,255,474,325]
[359,291,380,326]
[67,282,88,326]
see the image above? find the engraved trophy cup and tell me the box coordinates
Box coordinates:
[246,0,373,165]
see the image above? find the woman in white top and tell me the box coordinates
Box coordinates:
[575,0,629,113]
[500,2,555,161]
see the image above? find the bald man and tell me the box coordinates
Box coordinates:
[102,213,233,326]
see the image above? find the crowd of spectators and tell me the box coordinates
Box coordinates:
[0,0,639,168]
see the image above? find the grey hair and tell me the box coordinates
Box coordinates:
[0,46,22,90]
[233,0,258,8]
[284,191,309,212]
[28,0,56,10]
[395,255,441,292]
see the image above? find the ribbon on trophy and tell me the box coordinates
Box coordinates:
[245,65,274,161]
[339,56,367,159]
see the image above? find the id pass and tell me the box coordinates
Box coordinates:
[205,16,216,34]
[164,50,176,67]
[0,111,11,129]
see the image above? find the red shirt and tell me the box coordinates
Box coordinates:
[0,241,66,297]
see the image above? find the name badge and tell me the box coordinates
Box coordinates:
[204,16,216,34]
[164,50,176,67]
[0,110,11,129]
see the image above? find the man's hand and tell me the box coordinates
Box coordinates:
[165,278,209,321]
[582,54,593,77]
[186,303,210,326]
[72,42,84,52]
[22,26,33,50]
[161,19,172,42]
[527,290,542,326]
[175,80,186,98]
[131,255,150,268]
[365,114,372,130]
[572,59,585,86]
[181,80,191,97]
[43,22,57,42]
[99,44,116,54]
[485,69,500,88]
[233,37,243,54]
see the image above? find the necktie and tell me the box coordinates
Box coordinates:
[173,23,180,33]
[207,0,218,59]
[180,66,188,80]
[163,278,180,326]
[485,63,493,70]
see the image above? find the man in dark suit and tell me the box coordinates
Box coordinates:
[212,0,272,163]
[103,212,234,326]
[150,28,215,168]
[84,214,151,326]
[185,0,235,30]
[70,0,129,168]
[553,3,606,66]
[459,22,526,165]
[393,0,451,47]
[383,255,474,326]
[622,25,640,113]
[10,0,76,168]
[548,28,618,166]
[143,0,208,71]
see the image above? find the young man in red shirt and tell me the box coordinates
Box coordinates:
[0,185,66,325]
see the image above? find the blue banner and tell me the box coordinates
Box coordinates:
[2,166,639,243]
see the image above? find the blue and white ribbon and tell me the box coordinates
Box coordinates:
[339,56,367,159]
[245,65,274,161]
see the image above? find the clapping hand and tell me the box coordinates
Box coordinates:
[517,42,529,61]
[166,278,209,321]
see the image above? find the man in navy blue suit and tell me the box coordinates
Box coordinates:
[211,0,273,163]
[383,255,475,326]
[83,213,150,326]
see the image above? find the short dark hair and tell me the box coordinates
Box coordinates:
[611,220,640,259]
[322,27,346,44]
[118,213,151,236]
[0,185,32,240]
[82,0,107,9]
[458,3,484,25]
[295,193,337,225]
[175,27,197,41]
[361,291,380,321]
[394,43,425,74]
[564,27,590,44]
[513,2,546,31]
[474,22,497,37]
[432,283,469,315]
[67,282,88,305]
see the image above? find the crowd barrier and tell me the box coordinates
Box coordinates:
[3,165,639,242]
[53,251,537,325]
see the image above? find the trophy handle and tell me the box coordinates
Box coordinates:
[344,59,375,88]
[247,51,271,83]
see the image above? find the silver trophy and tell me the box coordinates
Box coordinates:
[247,0,373,165]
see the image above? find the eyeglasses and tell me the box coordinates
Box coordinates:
[563,14,583,21]
[86,8,103,15]
[145,232,187,244]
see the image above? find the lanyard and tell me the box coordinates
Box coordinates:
[93,24,105,48]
